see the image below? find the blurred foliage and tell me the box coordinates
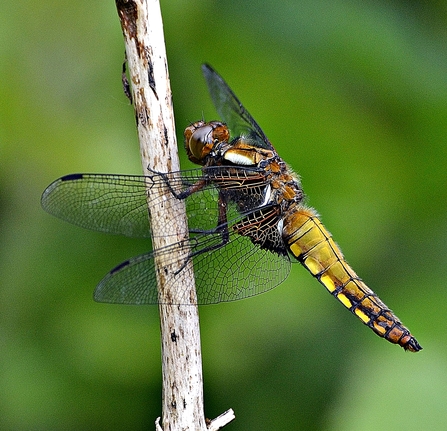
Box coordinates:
[1,0,447,429]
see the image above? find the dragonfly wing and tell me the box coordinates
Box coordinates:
[41,170,214,238]
[41,173,154,237]
[202,64,275,151]
[41,167,270,238]
[193,228,291,304]
[94,213,291,305]
[94,250,159,304]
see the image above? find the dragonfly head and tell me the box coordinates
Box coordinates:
[184,120,230,165]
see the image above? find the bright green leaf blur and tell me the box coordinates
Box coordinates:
[1,0,447,429]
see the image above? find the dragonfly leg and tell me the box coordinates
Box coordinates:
[150,169,210,200]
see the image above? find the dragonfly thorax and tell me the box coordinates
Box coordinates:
[216,138,275,166]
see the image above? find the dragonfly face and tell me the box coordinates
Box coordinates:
[41,64,421,352]
[184,120,229,165]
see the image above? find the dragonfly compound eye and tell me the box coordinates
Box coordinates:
[184,121,230,165]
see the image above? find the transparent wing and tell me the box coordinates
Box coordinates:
[41,168,269,238]
[41,173,155,238]
[202,64,275,150]
[94,219,291,305]
[42,167,291,305]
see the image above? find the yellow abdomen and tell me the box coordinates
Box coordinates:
[282,208,421,352]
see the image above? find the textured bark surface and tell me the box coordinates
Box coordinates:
[115,1,206,429]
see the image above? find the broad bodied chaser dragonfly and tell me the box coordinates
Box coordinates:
[41,64,421,352]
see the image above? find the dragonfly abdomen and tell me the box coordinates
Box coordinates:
[282,208,421,352]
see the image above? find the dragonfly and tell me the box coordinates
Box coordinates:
[41,64,421,352]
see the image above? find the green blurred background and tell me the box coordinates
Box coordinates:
[1,0,447,429]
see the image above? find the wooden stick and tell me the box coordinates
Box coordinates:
[115,1,235,429]
[115,0,206,429]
